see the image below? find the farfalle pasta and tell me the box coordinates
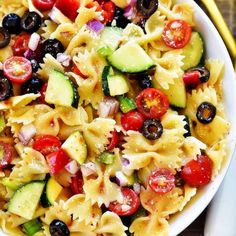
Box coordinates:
[0,0,231,235]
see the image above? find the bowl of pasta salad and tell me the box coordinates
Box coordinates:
[0,0,235,235]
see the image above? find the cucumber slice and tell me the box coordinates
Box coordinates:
[108,43,155,73]
[41,177,62,208]
[98,27,122,57]
[45,70,79,108]
[153,76,186,108]
[118,95,136,113]
[22,218,42,236]
[182,32,204,70]
[8,181,45,220]
[108,74,129,96]
[62,131,87,164]
[2,177,22,190]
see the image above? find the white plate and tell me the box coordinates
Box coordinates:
[169,0,236,235]
[0,1,236,236]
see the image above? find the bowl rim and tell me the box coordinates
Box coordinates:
[169,0,236,235]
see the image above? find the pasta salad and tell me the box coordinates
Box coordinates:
[0,0,230,235]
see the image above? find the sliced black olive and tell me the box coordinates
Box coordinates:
[0,77,13,101]
[21,75,43,94]
[186,66,210,83]
[138,75,153,89]
[113,7,131,28]
[2,13,22,34]
[42,39,64,58]
[196,102,216,124]
[30,59,40,72]
[21,12,42,33]
[128,67,156,80]
[136,0,159,18]
[0,27,11,49]
[142,119,163,140]
[49,220,70,236]
[175,171,185,187]
[183,115,191,138]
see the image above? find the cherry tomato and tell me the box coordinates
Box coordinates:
[162,19,192,49]
[71,65,87,79]
[46,149,70,174]
[39,83,48,104]
[33,135,61,156]
[3,56,32,84]
[101,1,115,24]
[106,130,119,151]
[183,71,201,89]
[55,0,80,21]
[32,0,56,11]
[121,110,145,131]
[181,154,213,188]
[109,188,140,216]
[0,142,14,169]
[148,168,175,194]
[12,34,30,57]
[70,170,84,194]
[136,88,169,119]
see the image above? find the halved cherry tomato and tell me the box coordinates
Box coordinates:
[162,19,192,49]
[46,149,70,174]
[32,0,56,11]
[148,168,176,194]
[121,110,145,131]
[71,65,87,79]
[106,130,119,151]
[109,188,140,216]
[101,1,115,24]
[181,154,213,187]
[136,88,169,119]
[3,56,32,84]
[0,142,14,169]
[183,71,201,89]
[39,83,48,104]
[33,135,61,156]
[12,34,30,57]
[55,0,80,21]
[70,170,84,194]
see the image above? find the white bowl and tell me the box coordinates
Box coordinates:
[169,0,236,235]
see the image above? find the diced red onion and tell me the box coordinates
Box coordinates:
[115,171,129,186]
[86,19,104,34]
[24,49,37,60]
[28,33,40,51]
[133,183,141,194]
[81,162,97,177]
[65,160,79,174]
[122,158,130,166]
[124,0,137,18]
[18,124,36,145]
[98,98,119,118]
[56,53,71,67]
[48,7,62,24]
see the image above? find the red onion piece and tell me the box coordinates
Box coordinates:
[124,0,137,18]
[28,33,40,51]
[115,171,129,186]
[87,19,104,34]
[18,124,36,145]
[48,7,61,24]
[98,98,119,118]
[56,53,71,67]
[65,160,79,174]
[24,49,37,60]
[81,162,97,177]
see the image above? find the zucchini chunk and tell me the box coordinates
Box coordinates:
[8,181,45,220]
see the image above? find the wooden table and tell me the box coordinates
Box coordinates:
[179,1,235,235]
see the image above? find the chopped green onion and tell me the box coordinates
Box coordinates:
[99,152,115,164]
[97,46,113,57]
[2,177,22,190]
[118,95,137,113]
[22,218,42,236]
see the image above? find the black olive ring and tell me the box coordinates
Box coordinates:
[0,77,13,101]
[136,0,159,18]
[196,102,216,124]
[21,11,42,33]
[186,66,210,83]
[49,219,70,236]
[142,118,163,140]
[0,27,11,49]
